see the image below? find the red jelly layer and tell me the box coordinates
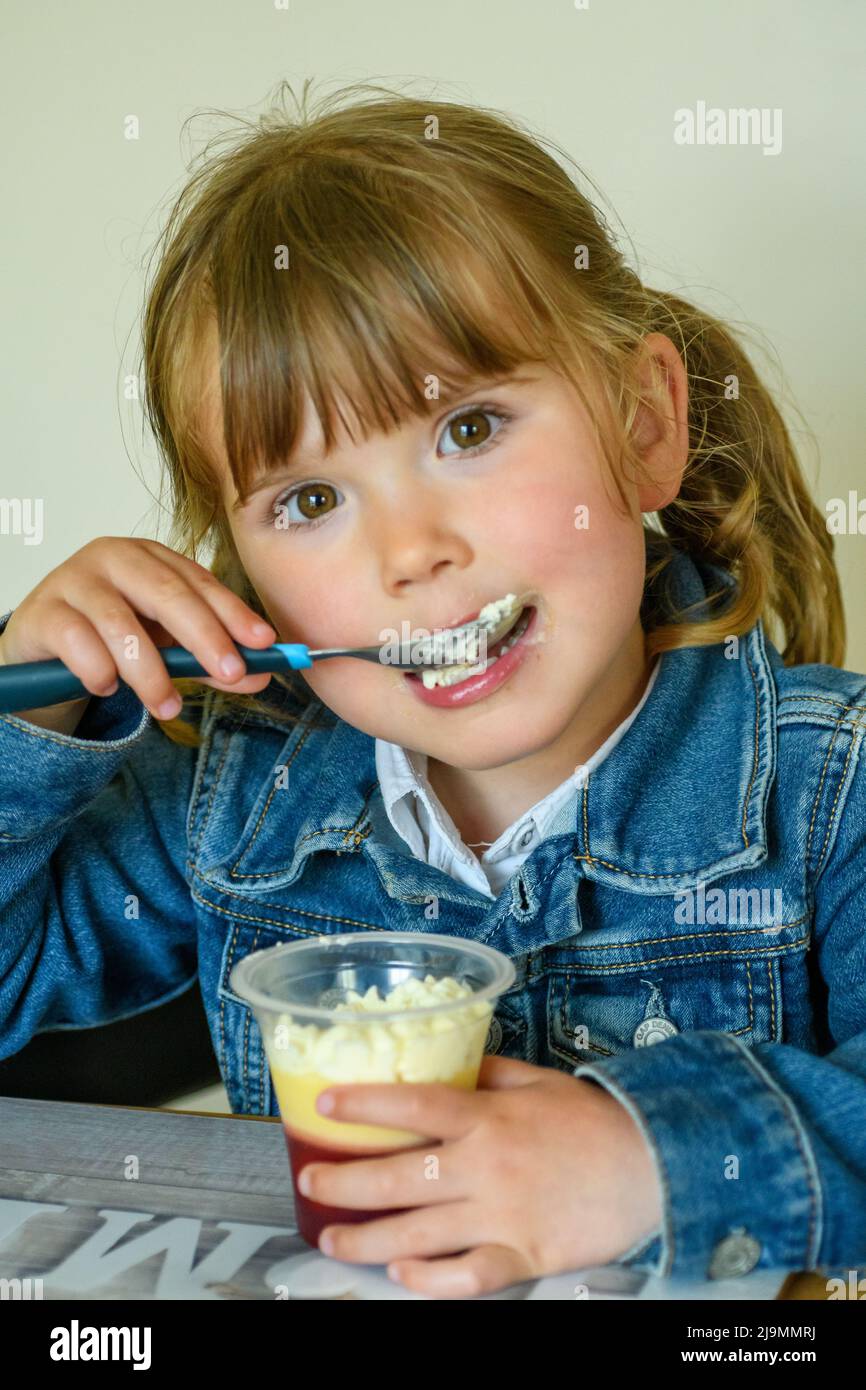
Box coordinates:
[284,1125,426,1247]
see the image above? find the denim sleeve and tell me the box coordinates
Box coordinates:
[571,746,866,1284]
[0,666,201,1054]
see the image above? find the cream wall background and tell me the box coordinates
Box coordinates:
[2,0,864,668]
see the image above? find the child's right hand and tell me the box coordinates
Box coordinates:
[0,536,278,724]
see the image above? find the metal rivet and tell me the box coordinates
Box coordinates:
[485,1017,503,1054]
[633,1016,678,1047]
[708,1229,762,1280]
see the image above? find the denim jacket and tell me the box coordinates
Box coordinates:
[1,543,865,1285]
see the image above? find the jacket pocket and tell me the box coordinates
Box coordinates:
[547,951,784,1070]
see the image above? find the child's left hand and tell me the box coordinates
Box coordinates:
[298,1054,663,1298]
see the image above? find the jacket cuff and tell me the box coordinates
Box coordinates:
[571,1030,820,1282]
[0,683,151,838]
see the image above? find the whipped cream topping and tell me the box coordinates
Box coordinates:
[266,973,493,1082]
[421,591,524,689]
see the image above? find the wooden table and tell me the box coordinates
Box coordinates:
[0,1097,821,1300]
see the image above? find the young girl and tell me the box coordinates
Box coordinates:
[1,79,864,1300]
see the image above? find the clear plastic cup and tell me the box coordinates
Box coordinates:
[230,931,515,1246]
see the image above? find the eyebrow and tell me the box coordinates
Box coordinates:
[232,369,541,511]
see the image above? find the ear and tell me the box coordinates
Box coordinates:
[628,333,689,512]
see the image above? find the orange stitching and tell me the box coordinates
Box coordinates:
[768,957,776,1040]
[816,727,859,876]
[740,641,761,849]
[804,698,866,879]
[192,884,386,935]
[544,937,809,973]
[572,854,761,879]
[778,694,866,713]
[226,778,376,880]
[552,914,810,949]
[192,727,231,862]
[227,706,332,874]
[218,921,240,1090]
[191,867,388,930]
[0,711,147,751]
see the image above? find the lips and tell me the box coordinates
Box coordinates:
[404,603,540,708]
[420,595,527,675]
[445,607,483,630]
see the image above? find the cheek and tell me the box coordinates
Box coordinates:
[300,659,398,732]
[493,454,635,587]
[235,542,363,647]
[241,553,387,722]
[252,572,388,727]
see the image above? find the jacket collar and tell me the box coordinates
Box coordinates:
[219,538,776,902]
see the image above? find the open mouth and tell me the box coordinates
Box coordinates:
[414,603,534,689]
[424,591,523,658]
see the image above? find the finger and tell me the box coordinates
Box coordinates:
[64,567,260,714]
[44,603,123,698]
[317,1199,480,1267]
[301,1136,458,1213]
[475,1055,541,1090]
[316,1081,479,1142]
[130,540,277,646]
[59,590,195,719]
[95,553,263,682]
[390,1243,533,1299]
[197,672,273,695]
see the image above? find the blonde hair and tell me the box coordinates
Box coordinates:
[139,78,845,748]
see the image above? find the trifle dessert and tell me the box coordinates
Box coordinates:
[230,933,515,1246]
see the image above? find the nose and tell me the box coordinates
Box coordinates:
[374,499,474,605]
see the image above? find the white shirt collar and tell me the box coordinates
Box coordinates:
[375,656,661,898]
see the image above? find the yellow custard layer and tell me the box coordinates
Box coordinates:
[270,1060,482,1149]
[263,973,493,1148]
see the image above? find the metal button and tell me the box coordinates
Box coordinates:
[485,1017,503,1053]
[633,1016,678,1047]
[708,1229,763,1280]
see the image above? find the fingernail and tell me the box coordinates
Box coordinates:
[157,695,182,719]
[221,654,244,679]
[297,1169,312,1196]
[317,1092,335,1114]
[252,621,275,638]
[319,1231,334,1256]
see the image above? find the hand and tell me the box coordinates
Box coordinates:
[0,535,277,720]
[298,1054,664,1299]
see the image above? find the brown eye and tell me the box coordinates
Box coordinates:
[268,479,344,532]
[295,483,337,520]
[437,405,512,460]
[447,410,492,450]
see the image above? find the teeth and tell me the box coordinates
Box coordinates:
[420,606,531,689]
[423,592,521,669]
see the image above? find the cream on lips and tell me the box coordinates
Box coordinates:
[420,591,527,690]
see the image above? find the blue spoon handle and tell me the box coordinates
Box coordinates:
[0,643,313,715]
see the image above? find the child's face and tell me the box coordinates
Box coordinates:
[205,353,668,771]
